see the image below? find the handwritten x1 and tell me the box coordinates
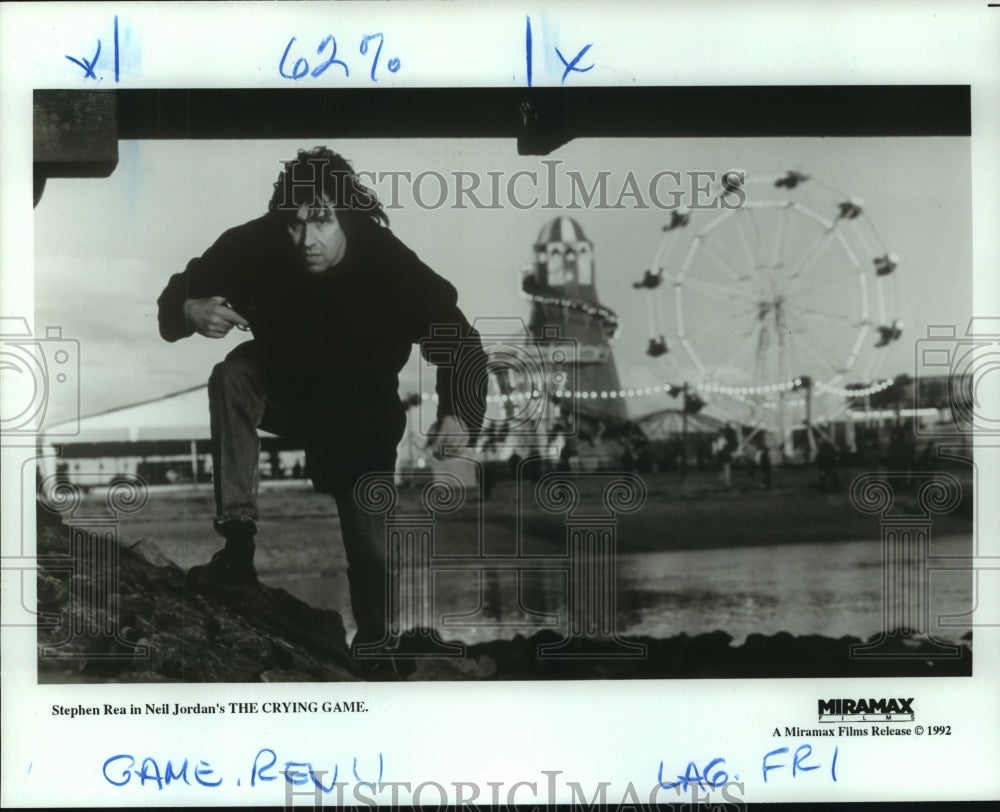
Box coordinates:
[65,41,102,79]
[64,16,120,82]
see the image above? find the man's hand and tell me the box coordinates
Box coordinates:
[426,414,470,460]
[184,297,249,338]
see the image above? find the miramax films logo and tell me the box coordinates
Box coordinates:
[818,697,915,724]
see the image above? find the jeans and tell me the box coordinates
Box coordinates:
[208,353,402,646]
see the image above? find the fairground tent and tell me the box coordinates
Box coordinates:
[634,408,725,440]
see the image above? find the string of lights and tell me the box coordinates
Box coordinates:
[697,380,800,396]
[815,378,896,397]
[412,376,897,406]
[694,377,896,398]
[518,288,621,337]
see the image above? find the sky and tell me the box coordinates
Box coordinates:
[33,135,971,427]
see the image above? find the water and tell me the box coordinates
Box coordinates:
[114,483,973,648]
[272,534,973,647]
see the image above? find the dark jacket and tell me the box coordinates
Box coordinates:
[157,215,487,465]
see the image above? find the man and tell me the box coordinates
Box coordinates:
[157,147,487,654]
[716,423,738,488]
[815,439,840,492]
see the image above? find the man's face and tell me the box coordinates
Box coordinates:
[287,202,347,273]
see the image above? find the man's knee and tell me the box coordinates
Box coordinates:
[209,357,263,398]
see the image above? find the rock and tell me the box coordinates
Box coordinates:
[474,655,498,679]
[36,502,355,682]
[125,537,181,569]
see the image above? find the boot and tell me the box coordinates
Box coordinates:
[186,521,258,589]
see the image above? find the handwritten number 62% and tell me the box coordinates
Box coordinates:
[279,33,401,82]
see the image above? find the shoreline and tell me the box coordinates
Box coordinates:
[101,465,974,556]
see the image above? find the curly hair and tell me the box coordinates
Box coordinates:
[267,146,389,229]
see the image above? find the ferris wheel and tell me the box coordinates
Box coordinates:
[635,170,901,446]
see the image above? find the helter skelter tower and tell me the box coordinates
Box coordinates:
[521,216,627,428]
